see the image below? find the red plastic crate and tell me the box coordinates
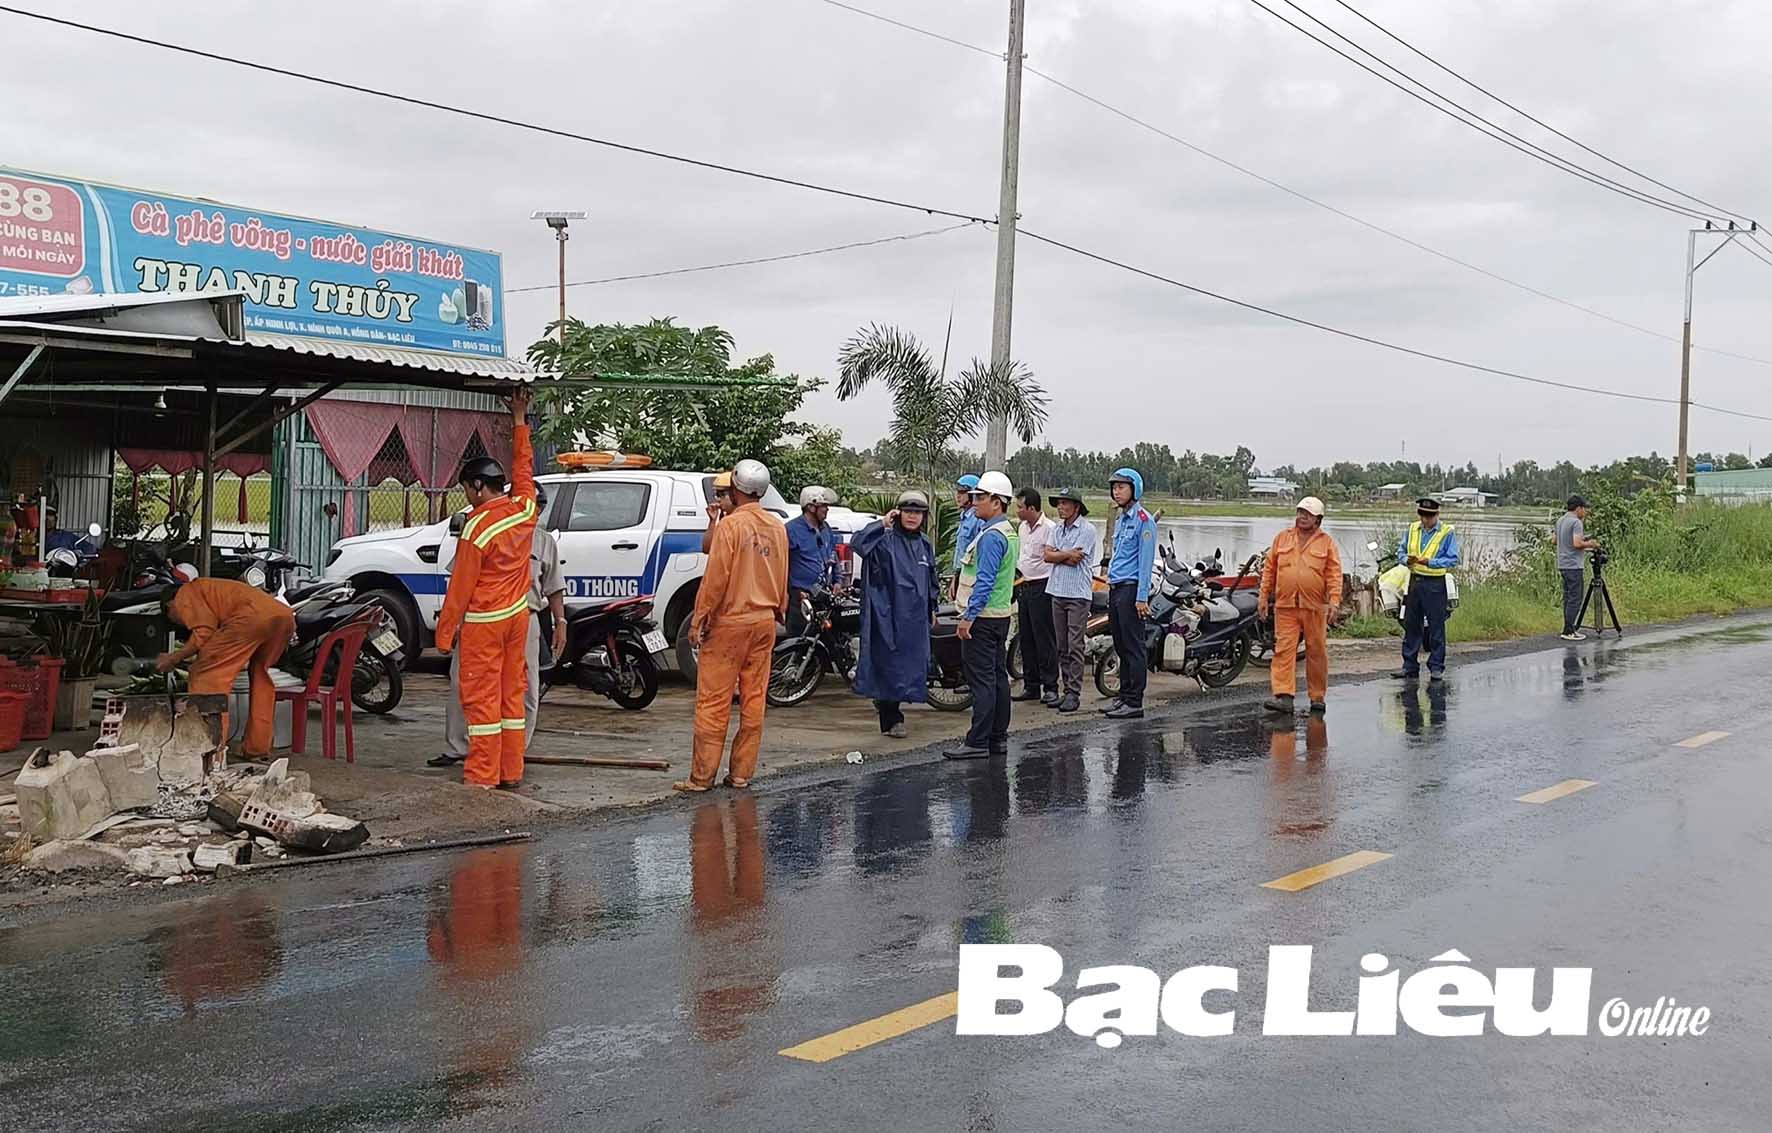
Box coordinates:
[0,657,63,740]
[0,691,24,752]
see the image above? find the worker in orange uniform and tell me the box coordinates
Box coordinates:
[157,574,297,759]
[1258,496,1344,716]
[675,459,787,793]
[435,390,539,790]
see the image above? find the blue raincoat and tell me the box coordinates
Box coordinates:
[851,519,939,703]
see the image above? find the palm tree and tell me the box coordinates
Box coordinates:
[835,323,1049,481]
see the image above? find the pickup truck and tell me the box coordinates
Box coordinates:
[323,469,875,679]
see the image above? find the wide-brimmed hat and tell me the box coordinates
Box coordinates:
[1048,486,1089,516]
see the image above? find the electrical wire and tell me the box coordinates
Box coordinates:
[1732,236,1772,271]
[812,0,1772,369]
[1326,0,1758,227]
[1015,225,1772,423]
[0,4,993,227]
[506,221,980,292]
[1249,0,1719,223]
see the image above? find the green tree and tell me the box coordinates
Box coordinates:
[835,323,1049,479]
[525,317,859,495]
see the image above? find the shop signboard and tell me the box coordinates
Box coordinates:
[0,167,505,358]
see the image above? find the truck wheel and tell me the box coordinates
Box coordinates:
[357,588,421,670]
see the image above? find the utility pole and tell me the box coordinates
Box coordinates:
[531,210,586,347]
[983,0,1027,472]
[1678,221,1756,497]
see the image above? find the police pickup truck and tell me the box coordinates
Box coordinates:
[323,467,875,679]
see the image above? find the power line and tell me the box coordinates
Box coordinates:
[507,221,980,292]
[1326,0,1758,227]
[1016,225,1772,423]
[1248,0,1719,223]
[813,0,1772,369]
[0,4,994,227]
[1733,235,1772,271]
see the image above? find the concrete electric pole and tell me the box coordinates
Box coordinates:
[1678,222,1755,497]
[982,0,1027,472]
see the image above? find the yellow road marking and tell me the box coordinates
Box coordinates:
[779,992,959,1063]
[1261,850,1392,892]
[1676,731,1729,749]
[1517,778,1597,804]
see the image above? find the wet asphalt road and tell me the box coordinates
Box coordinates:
[4,621,1772,1131]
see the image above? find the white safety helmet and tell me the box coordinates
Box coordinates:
[799,485,838,508]
[732,458,772,497]
[971,471,1014,502]
[1295,496,1325,517]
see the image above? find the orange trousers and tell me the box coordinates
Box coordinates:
[689,618,775,787]
[188,608,295,757]
[1270,607,1329,702]
[457,614,528,787]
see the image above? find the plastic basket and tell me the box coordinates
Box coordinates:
[0,657,64,740]
[0,691,25,752]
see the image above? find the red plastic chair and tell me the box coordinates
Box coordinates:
[277,608,380,762]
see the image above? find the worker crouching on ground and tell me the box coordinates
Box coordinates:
[1258,496,1343,716]
[431,483,568,769]
[436,390,539,790]
[676,459,788,792]
[945,472,1020,760]
[850,490,939,738]
[158,572,298,759]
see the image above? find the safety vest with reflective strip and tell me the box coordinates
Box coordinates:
[1406,521,1454,577]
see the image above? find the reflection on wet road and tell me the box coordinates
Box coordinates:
[4,621,1772,1130]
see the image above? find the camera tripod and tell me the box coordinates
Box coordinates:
[1576,558,1622,637]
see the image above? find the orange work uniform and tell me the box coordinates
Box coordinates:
[688,501,788,788]
[169,577,297,758]
[436,423,537,788]
[1258,527,1343,703]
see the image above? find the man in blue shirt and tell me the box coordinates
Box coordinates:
[784,485,839,636]
[949,473,981,598]
[1043,487,1100,714]
[1104,467,1158,719]
[1392,496,1461,681]
[946,472,1019,760]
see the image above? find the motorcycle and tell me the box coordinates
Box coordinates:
[767,587,862,708]
[1092,548,1261,697]
[1367,541,1461,623]
[926,607,976,712]
[541,596,666,710]
[280,583,405,714]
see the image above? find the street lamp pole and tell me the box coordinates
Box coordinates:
[983,0,1027,472]
[531,210,586,347]
[1677,221,1755,497]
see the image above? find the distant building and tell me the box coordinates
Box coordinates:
[1373,482,1407,500]
[1439,487,1498,507]
[1248,475,1300,498]
[1693,468,1772,502]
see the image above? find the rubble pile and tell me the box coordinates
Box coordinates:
[1,695,369,885]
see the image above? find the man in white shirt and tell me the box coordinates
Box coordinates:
[1013,487,1060,707]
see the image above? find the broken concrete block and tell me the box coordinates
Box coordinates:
[115,694,226,785]
[85,744,157,813]
[16,750,114,843]
[24,839,131,873]
[126,846,192,878]
[191,840,250,871]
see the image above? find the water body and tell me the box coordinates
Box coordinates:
[1092,513,1535,576]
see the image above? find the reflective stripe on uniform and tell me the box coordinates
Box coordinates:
[464,596,529,624]
[472,497,537,549]
[466,722,502,737]
[1407,522,1454,577]
[500,718,525,731]
[461,510,491,544]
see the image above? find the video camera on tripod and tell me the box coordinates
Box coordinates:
[1579,544,1620,635]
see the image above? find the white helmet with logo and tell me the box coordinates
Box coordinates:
[799,485,838,508]
[972,471,1014,502]
[732,459,771,497]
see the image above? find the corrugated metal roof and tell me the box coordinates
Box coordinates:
[1694,468,1772,493]
[242,332,537,380]
[0,289,239,319]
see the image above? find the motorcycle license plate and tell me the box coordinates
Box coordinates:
[642,630,669,655]
[371,629,402,654]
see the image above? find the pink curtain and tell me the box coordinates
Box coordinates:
[116,450,269,525]
[304,402,400,539]
[396,408,481,489]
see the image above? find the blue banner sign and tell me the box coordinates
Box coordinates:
[0,167,505,357]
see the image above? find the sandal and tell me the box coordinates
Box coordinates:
[672,779,712,793]
[722,776,751,789]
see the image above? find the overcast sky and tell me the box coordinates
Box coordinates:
[8,0,1772,471]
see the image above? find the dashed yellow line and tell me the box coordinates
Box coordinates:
[1676,731,1729,749]
[779,992,958,1063]
[1261,850,1392,892]
[1517,778,1597,804]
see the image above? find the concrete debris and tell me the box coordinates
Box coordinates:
[16,750,113,842]
[125,846,192,878]
[85,744,158,814]
[845,751,864,765]
[24,839,132,873]
[176,822,212,837]
[191,840,251,871]
[114,694,228,786]
[163,875,185,885]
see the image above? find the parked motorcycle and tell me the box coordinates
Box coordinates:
[280,586,405,714]
[927,608,976,712]
[767,587,862,708]
[1092,548,1260,697]
[541,596,666,710]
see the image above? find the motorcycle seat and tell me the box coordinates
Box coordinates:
[1230,591,1259,615]
[566,595,651,622]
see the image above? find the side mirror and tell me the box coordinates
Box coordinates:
[448,512,467,538]
[88,523,103,538]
